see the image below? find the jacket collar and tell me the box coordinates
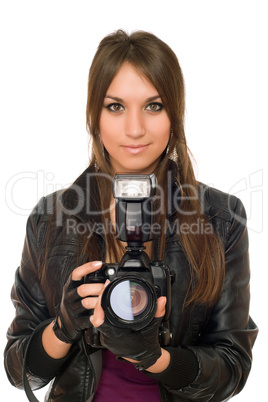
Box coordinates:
[59,166,103,225]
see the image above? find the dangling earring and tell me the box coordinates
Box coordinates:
[94,157,100,172]
[166,129,172,155]
[166,142,170,155]
[167,129,178,163]
[170,146,178,163]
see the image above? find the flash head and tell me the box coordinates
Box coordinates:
[112,173,157,244]
[113,174,157,200]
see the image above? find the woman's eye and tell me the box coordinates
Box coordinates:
[146,102,163,112]
[105,103,124,112]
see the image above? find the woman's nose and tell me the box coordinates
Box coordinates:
[125,109,145,138]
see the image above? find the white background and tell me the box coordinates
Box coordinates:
[1,1,267,400]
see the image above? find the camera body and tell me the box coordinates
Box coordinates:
[84,248,172,334]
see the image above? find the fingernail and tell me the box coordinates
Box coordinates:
[104,279,110,288]
[92,261,102,267]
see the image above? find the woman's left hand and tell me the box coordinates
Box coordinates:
[90,281,166,370]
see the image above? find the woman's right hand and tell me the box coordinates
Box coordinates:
[52,260,104,344]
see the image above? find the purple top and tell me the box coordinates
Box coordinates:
[93,349,161,401]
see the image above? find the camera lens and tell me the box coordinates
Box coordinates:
[102,277,156,329]
[110,280,148,320]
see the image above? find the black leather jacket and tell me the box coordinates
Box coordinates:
[4,167,258,401]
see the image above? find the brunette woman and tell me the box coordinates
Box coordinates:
[4,30,258,402]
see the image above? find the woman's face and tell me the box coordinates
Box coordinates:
[99,62,171,174]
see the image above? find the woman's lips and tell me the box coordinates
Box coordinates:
[122,144,149,155]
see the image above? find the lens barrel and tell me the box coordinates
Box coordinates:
[101,276,157,330]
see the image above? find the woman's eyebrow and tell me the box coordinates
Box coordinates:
[105,95,124,103]
[145,95,161,102]
[105,94,161,103]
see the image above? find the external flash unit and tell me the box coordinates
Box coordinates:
[112,174,157,244]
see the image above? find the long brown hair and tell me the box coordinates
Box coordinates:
[84,30,224,307]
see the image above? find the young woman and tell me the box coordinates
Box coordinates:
[4,30,258,402]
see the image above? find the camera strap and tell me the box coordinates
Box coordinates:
[83,347,103,402]
[23,371,39,402]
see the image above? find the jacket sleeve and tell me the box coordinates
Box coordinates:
[4,198,60,390]
[172,197,258,400]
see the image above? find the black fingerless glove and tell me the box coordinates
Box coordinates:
[96,317,163,370]
[53,274,90,343]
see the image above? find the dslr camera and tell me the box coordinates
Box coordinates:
[84,173,174,346]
